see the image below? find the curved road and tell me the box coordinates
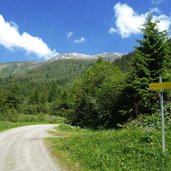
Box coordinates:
[0,124,61,171]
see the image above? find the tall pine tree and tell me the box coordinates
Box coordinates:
[127,14,170,116]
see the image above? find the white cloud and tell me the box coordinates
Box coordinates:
[67,31,86,44]
[154,15,171,31]
[109,27,116,34]
[113,3,145,38]
[74,37,86,43]
[0,14,57,59]
[111,3,171,38]
[67,31,74,38]
[151,0,163,5]
[149,7,161,14]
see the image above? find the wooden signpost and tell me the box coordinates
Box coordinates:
[149,77,171,154]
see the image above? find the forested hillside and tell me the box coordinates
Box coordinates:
[24,60,94,82]
[0,62,41,77]
[113,53,133,72]
[0,60,94,82]
[0,59,94,121]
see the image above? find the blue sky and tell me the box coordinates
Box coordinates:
[0,0,170,62]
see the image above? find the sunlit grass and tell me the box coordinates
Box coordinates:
[47,124,171,171]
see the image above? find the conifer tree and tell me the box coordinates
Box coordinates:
[127,14,170,116]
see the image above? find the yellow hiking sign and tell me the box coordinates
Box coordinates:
[149,82,171,90]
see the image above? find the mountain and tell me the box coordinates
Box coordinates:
[0,52,125,78]
[92,53,125,61]
[49,52,125,61]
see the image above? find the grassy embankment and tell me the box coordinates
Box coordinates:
[46,113,171,171]
[0,114,65,133]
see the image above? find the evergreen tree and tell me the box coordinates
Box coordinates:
[29,89,40,105]
[5,83,22,110]
[127,14,170,116]
[113,52,133,72]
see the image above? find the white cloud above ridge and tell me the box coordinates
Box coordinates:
[0,14,57,59]
[67,31,74,38]
[151,0,163,5]
[66,31,86,44]
[74,37,86,43]
[109,27,116,34]
[149,7,161,14]
[111,3,171,38]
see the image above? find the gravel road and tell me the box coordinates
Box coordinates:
[0,124,61,171]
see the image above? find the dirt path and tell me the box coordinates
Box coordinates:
[0,124,61,171]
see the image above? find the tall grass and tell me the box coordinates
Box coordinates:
[47,124,171,171]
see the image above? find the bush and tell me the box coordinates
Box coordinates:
[120,102,171,130]
[0,108,19,122]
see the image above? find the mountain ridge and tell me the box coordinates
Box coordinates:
[50,52,125,61]
[0,52,126,78]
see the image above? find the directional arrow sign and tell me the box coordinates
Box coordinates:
[149,82,171,90]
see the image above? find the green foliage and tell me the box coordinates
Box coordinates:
[0,113,66,124]
[122,102,171,130]
[113,52,133,72]
[70,59,126,128]
[5,83,23,110]
[0,59,95,122]
[58,123,82,132]
[17,114,66,123]
[0,78,71,118]
[127,14,170,116]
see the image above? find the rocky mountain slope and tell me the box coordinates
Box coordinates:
[50,52,125,61]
